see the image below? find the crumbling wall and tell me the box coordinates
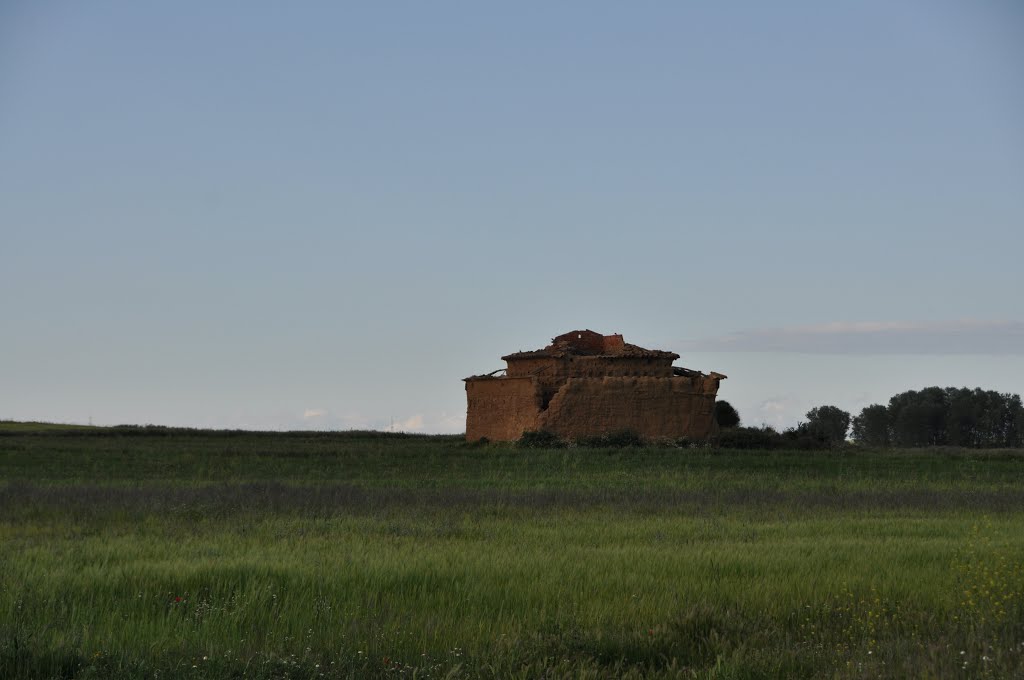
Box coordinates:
[602,334,625,352]
[465,377,541,442]
[508,356,673,381]
[537,376,721,440]
[466,331,725,442]
[552,329,606,352]
[567,356,673,378]
[505,358,556,378]
[465,372,722,442]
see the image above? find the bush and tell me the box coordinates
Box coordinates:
[517,430,566,448]
[713,401,741,428]
[716,426,786,450]
[602,430,645,448]
[576,430,645,448]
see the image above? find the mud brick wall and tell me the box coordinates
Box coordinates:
[552,329,606,352]
[537,376,720,440]
[465,377,541,442]
[567,356,673,378]
[465,371,722,441]
[601,334,625,352]
[507,356,673,380]
[505,358,557,378]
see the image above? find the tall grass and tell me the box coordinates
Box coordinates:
[1,426,1023,678]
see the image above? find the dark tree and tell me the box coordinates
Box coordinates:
[968,389,1024,447]
[851,404,889,447]
[945,387,983,447]
[889,387,948,446]
[879,387,1023,448]
[805,405,851,445]
[714,400,741,428]
[1014,400,1024,448]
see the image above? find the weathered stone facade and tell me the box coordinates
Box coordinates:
[464,330,726,442]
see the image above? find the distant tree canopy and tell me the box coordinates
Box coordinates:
[852,387,1024,448]
[714,400,741,428]
[851,404,889,447]
[802,405,851,445]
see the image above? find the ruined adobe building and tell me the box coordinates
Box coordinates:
[464,330,726,442]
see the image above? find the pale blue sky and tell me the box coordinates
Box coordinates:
[2,2,1022,431]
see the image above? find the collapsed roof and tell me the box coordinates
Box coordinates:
[502,329,679,361]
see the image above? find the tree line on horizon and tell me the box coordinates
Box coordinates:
[716,386,1024,449]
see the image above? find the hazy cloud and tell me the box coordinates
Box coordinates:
[683,320,1024,355]
[435,412,465,433]
[247,411,461,434]
[755,395,802,429]
[384,414,425,432]
[386,412,465,434]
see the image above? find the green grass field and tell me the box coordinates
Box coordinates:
[2,423,1023,678]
